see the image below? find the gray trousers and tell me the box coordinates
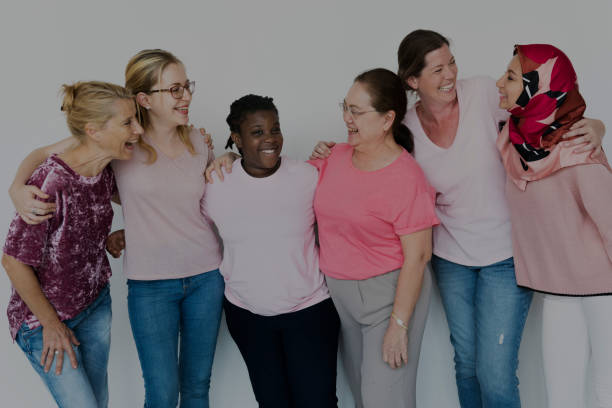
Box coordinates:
[326,268,432,408]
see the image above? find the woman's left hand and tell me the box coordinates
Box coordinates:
[199,127,214,151]
[382,321,409,369]
[562,118,605,156]
[189,125,214,150]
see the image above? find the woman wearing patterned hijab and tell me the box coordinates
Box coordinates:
[497,44,612,408]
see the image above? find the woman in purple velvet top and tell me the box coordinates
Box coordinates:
[2,81,143,408]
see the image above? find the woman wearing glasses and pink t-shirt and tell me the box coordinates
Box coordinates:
[9,50,223,408]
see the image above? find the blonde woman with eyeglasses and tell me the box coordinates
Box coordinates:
[9,50,223,408]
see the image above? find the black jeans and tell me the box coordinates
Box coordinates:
[224,297,340,408]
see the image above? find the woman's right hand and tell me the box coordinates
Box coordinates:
[204,152,241,183]
[106,230,126,258]
[9,184,56,225]
[309,141,336,160]
[41,320,80,375]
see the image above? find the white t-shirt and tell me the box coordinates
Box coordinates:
[201,156,329,316]
[404,76,513,266]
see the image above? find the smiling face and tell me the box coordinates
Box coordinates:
[93,99,143,160]
[143,63,192,127]
[343,81,391,148]
[496,55,524,111]
[232,110,283,178]
[406,44,458,106]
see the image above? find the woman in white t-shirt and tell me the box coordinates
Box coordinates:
[311,29,605,408]
[202,94,340,408]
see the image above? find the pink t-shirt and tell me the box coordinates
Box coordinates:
[111,129,222,280]
[200,157,329,316]
[404,76,513,266]
[310,143,439,280]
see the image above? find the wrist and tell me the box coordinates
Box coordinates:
[391,312,409,330]
[39,314,62,329]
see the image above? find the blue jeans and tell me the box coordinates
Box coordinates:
[16,285,112,408]
[431,256,532,408]
[127,269,224,408]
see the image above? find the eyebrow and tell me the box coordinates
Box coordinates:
[345,100,365,109]
[507,68,519,76]
[168,80,190,86]
[430,57,454,69]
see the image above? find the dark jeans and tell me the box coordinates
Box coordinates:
[224,297,340,408]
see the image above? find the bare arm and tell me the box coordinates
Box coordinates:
[2,254,79,374]
[9,137,79,224]
[382,228,432,369]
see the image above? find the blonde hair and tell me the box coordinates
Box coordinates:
[61,81,133,142]
[125,49,195,163]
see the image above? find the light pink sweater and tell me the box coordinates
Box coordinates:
[111,130,222,280]
[506,162,612,295]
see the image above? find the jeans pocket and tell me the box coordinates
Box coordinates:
[16,323,42,357]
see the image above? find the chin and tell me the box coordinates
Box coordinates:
[119,151,133,161]
[440,90,457,102]
[264,157,281,168]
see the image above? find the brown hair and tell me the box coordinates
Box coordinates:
[397,29,450,91]
[61,81,133,141]
[125,49,195,163]
[354,68,413,153]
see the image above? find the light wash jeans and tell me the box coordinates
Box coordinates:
[431,256,532,408]
[127,269,224,408]
[16,284,112,408]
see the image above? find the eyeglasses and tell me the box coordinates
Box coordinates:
[339,101,376,120]
[148,80,195,99]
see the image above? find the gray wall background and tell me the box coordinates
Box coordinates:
[0,0,610,406]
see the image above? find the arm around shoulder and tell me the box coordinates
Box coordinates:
[9,137,77,224]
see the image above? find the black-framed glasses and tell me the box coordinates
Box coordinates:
[148,80,195,99]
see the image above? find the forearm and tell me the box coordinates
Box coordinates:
[391,256,428,323]
[2,255,60,327]
[392,229,433,323]
[10,148,52,190]
[10,137,76,189]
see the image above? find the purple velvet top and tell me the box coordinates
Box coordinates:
[4,155,116,340]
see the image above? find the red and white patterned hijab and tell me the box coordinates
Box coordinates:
[497,44,608,190]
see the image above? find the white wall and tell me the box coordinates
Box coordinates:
[0,0,610,406]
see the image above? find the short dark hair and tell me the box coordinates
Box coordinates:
[397,29,450,91]
[225,94,278,151]
[354,68,413,153]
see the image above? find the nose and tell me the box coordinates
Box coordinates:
[342,110,353,124]
[264,132,280,142]
[495,75,504,89]
[181,88,192,102]
[132,120,144,135]
[443,65,456,80]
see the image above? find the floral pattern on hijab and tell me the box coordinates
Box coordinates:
[496,44,609,190]
[508,44,585,154]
